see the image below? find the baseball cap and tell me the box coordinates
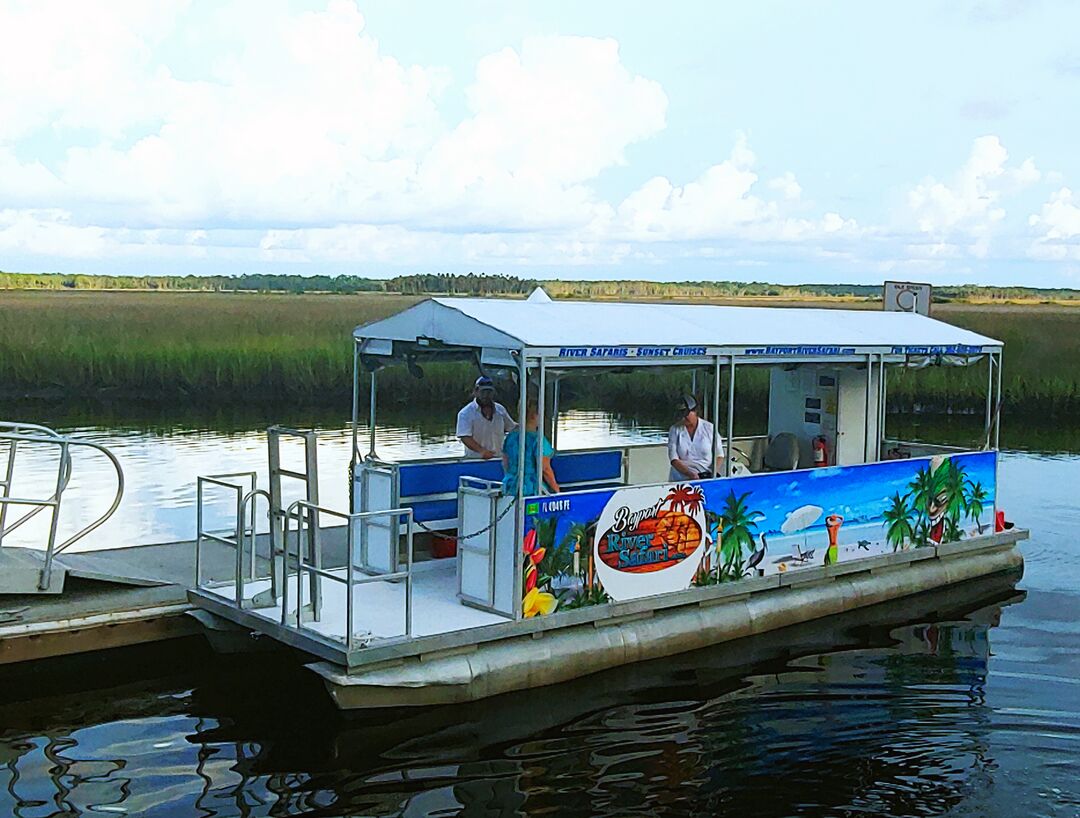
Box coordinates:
[676,395,697,416]
[474,376,496,391]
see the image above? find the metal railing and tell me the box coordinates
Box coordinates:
[195,472,280,608]
[883,439,972,458]
[0,422,125,590]
[283,500,415,650]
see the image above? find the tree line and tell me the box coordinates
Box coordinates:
[2,270,1078,301]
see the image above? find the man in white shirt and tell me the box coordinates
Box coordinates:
[667,395,725,480]
[457,376,517,459]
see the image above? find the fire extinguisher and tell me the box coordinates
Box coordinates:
[812,435,829,467]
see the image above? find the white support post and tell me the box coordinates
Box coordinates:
[351,340,360,467]
[551,376,560,450]
[984,353,994,450]
[864,353,874,463]
[368,370,377,459]
[536,360,546,494]
[711,356,721,477]
[878,355,887,460]
[725,357,736,477]
[513,354,528,620]
[994,351,1003,450]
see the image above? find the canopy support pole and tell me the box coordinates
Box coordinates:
[551,376,560,450]
[350,339,360,467]
[984,353,994,450]
[864,354,874,463]
[878,355,887,460]
[537,360,546,494]
[368,370,377,459]
[994,351,1003,450]
[711,356,721,477]
[513,354,528,620]
[725,357,736,477]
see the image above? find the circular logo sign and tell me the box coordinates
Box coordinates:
[593,483,708,601]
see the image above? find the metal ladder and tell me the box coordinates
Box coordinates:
[0,421,125,593]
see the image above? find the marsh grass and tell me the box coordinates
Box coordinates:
[0,291,417,402]
[0,292,1076,418]
[887,305,1080,416]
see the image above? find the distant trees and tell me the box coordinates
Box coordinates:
[0,271,383,293]
[2,270,1080,302]
[383,273,538,295]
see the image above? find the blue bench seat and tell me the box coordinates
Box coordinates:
[394,449,625,532]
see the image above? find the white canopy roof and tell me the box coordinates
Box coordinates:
[354,290,1001,364]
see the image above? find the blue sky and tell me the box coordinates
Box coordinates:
[2,0,1079,284]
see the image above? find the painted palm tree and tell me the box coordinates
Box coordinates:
[943,459,970,542]
[882,492,916,552]
[665,484,705,516]
[907,464,935,545]
[909,463,954,546]
[719,490,763,580]
[965,480,988,534]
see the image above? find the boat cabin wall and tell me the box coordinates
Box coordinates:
[768,364,881,468]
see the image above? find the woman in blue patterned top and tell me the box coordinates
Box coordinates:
[502,403,560,496]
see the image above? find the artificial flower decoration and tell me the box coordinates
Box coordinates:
[523,587,557,618]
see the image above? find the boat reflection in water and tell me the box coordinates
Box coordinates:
[0,569,1023,817]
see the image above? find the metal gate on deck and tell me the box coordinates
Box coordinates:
[195,426,418,653]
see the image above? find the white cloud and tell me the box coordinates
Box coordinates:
[413,35,666,230]
[611,135,858,243]
[0,4,666,235]
[1029,187,1080,260]
[0,209,113,258]
[0,0,185,141]
[904,135,1039,258]
[6,2,1069,280]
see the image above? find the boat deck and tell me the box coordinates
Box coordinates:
[201,560,508,645]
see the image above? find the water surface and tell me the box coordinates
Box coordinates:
[0,409,1077,817]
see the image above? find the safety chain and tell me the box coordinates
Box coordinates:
[411,494,518,540]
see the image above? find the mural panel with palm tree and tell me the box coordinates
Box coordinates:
[520,450,996,618]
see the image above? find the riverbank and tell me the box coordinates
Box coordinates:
[1,290,1077,418]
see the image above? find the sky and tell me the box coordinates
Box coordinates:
[1,0,1079,285]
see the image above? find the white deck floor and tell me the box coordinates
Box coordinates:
[205,559,509,646]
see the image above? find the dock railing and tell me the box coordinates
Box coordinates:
[284,500,415,650]
[0,422,124,590]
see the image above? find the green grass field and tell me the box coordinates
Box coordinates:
[0,291,1077,419]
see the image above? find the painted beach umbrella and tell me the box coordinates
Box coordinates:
[781,504,823,535]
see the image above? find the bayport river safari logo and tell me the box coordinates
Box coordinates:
[593,483,708,600]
